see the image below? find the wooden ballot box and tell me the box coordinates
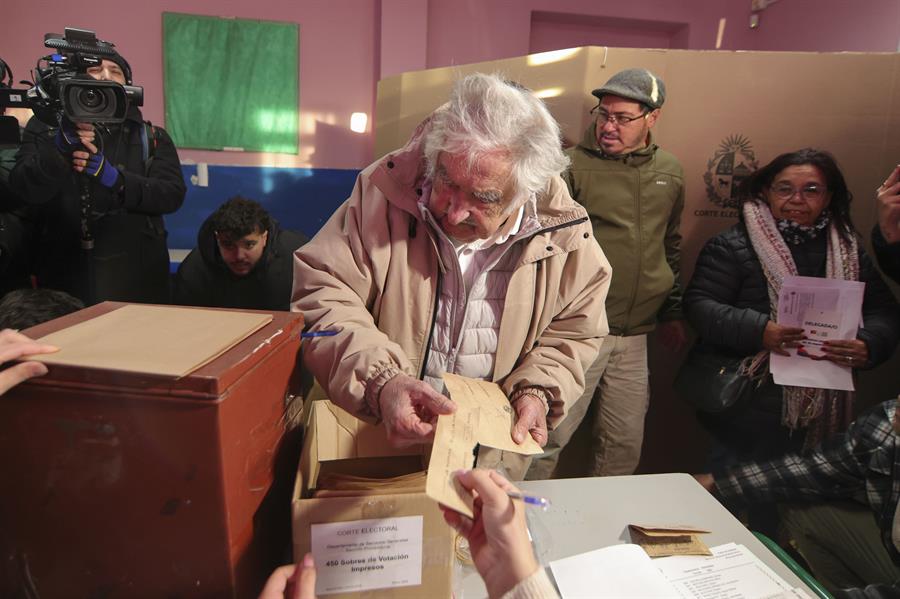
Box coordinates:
[0,302,304,598]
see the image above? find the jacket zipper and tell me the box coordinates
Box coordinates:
[416,213,587,379]
[418,268,441,380]
[537,215,588,237]
[627,166,643,330]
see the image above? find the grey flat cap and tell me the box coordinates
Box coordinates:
[591,68,666,110]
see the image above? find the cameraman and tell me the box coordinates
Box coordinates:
[9,49,185,305]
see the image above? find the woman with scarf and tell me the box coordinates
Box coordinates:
[684,148,900,479]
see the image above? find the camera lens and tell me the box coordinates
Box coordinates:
[77,87,108,112]
[61,79,126,123]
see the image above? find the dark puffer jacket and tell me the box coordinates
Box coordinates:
[685,222,900,367]
[173,215,307,311]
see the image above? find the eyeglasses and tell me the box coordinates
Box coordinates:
[591,107,648,127]
[769,184,829,201]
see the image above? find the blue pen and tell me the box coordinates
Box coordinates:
[506,491,551,510]
[300,330,339,338]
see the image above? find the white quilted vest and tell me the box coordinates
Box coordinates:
[419,196,539,393]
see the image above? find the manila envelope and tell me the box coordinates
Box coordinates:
[426,373,543,517]
[628,523,712,557]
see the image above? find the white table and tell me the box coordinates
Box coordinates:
[457,472,815,598]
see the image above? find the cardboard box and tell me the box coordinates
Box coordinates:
[292,400,455,598]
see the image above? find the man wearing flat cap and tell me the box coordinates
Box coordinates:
[528,67,686,479]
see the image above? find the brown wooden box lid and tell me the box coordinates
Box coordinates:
[20,302,304,399]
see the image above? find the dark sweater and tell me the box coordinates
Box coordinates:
[174,216,307,311]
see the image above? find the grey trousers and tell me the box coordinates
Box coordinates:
[526,334,649,480]
[781,501,900,594]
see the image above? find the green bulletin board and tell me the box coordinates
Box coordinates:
[163,13,299,153]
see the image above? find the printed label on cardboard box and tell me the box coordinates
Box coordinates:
[311,515,424,595]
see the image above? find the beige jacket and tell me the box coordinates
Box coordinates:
[292,116,611,426]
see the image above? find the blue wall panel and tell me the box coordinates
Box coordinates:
[167,164,360,249]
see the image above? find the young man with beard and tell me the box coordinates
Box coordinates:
[174,196,306,310]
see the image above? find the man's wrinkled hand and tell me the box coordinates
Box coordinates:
[511,393,548,447]
[378,373,455,447]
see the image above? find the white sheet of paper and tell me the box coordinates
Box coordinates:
[549,544,681,598]
[310,516,423,595]
[654,543,806,599]
[771,275,864,391]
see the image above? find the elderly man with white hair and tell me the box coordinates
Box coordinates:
[292,73,611,478]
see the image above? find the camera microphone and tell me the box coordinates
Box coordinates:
[43,29,119,59]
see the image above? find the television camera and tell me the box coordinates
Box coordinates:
[0,27,143,125]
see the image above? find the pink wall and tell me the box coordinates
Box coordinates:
[1,0,377,169]
[529,11,691,53]
[380,0,428,78]
[726,0,900,52]
[3,0,898,169]
[426,0,723,67]
[425,0,900,66]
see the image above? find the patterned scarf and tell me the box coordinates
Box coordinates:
[742,198,858,448]
[776,211,831,245]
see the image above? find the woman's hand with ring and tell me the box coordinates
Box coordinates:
[763,322,805,356]
[821,338,868,368]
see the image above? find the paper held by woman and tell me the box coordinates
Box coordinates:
[771,275,864,391]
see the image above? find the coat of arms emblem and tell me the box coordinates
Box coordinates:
[703,135,759,209]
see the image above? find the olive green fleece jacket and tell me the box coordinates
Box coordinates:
[563,126,684,336]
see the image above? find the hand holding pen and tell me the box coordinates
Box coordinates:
[506,490,551,510]
[439,469,542,599]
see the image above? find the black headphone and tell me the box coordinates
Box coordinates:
[100,43,133,85]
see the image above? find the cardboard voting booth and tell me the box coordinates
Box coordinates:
[374,46,900,471]
[0,302,304,598]
[375,46,900,283]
